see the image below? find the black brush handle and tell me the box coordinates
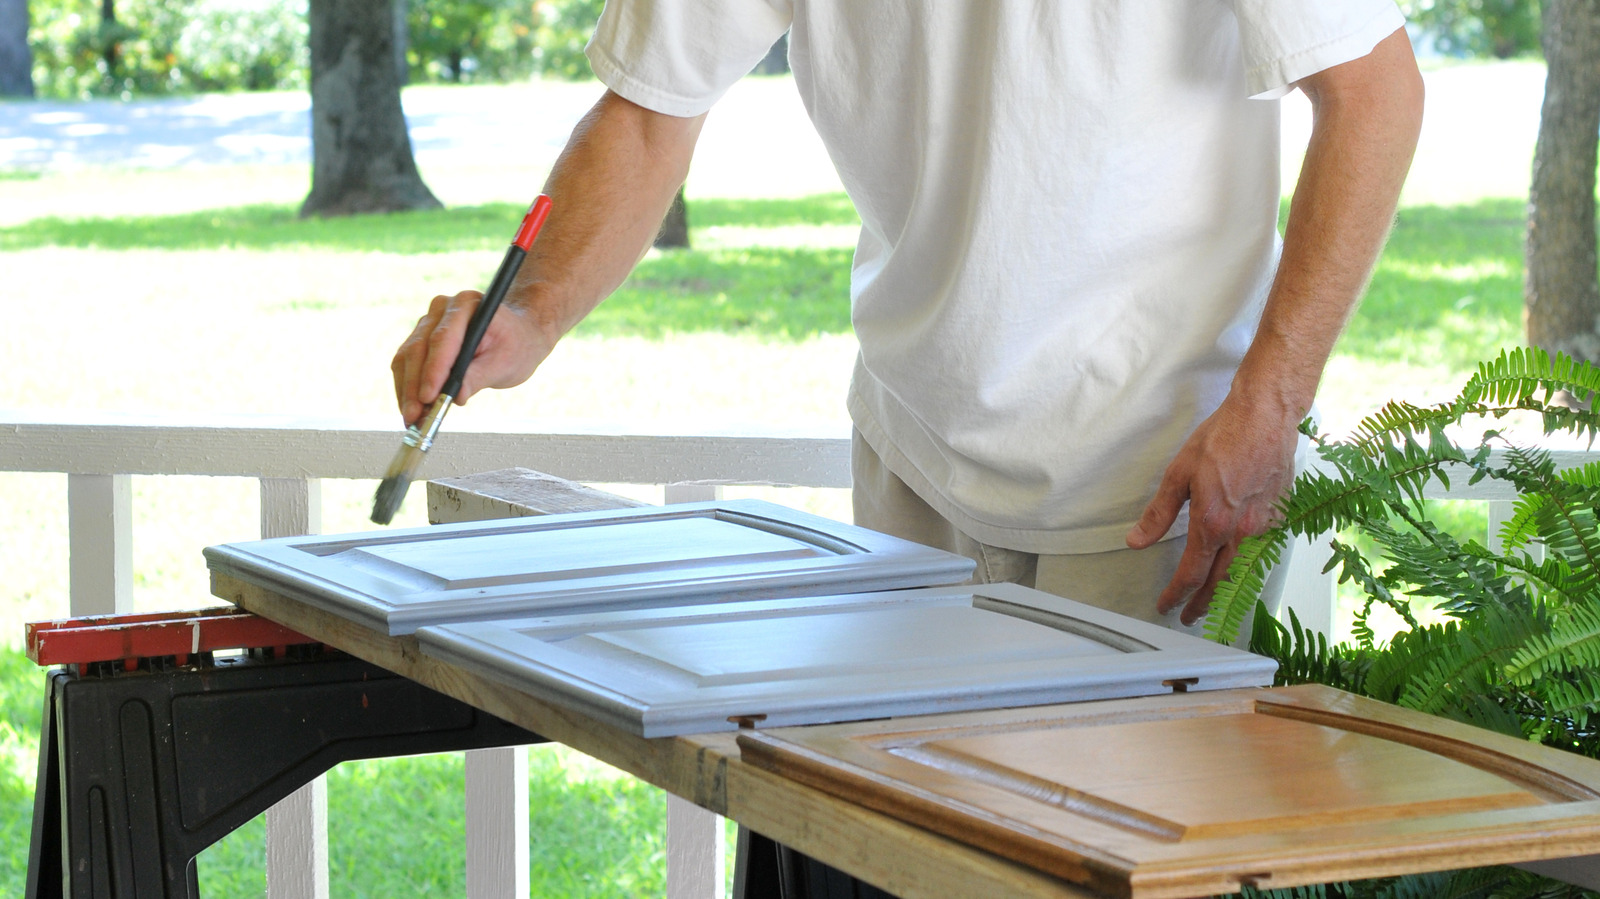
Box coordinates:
[441,243,526,400]
[440,195,553,401]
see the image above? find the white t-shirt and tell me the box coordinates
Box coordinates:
[587,1,1406,554]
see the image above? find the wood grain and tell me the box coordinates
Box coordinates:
[738,686,1600,899]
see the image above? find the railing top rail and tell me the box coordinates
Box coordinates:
[0,412,852,487]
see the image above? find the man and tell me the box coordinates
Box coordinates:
[392,2,1424,632]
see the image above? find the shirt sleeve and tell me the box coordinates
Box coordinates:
[586,0,793,117]
[1227,0,1407,99]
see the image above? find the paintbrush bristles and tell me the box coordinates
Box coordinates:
[370,439,425,524]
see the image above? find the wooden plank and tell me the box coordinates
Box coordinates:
[428,467,646,523]
[738,685,1600,899]
[209,572,1101,899]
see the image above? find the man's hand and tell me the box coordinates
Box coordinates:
[391,291,554,425]
[1125,391,1300,626]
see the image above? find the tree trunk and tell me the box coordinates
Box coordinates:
[301,0,441,218]
[1527,0,1600,364]
[99,0,117,86]
[0,0,33,97]
[392,0,408,86]
[655,185,690,249]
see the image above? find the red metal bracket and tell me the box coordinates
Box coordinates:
[26,607,318,670]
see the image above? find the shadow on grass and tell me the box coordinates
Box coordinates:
[0,193,861,253]
[585,245,854,339]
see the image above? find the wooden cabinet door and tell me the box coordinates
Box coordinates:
[203,500,974,634]
[416,583,1277,736]
[738,684,1600,898]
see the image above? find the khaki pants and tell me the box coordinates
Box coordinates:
[850,430,1287,643]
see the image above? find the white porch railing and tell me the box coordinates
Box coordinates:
[4,411,1594,897]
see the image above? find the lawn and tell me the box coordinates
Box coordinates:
[0,62,1551,895]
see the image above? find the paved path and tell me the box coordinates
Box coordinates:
[0,82,605,169]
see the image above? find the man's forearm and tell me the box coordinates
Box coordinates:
[510,90,706,348]
[1234,27,1424,417]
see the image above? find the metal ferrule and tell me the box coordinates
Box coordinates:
[405,394,454,453]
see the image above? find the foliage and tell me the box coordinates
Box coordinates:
[26,0,598,98]
[407,0,536,84]
[530,0,602,80]
[1400,0,1544,59]
[1207,347,1600,898]
[28,0,307,98]
[175,0,306,92]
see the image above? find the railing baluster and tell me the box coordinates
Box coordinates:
[465,746,531,898]
[260,477,330,899]
[664,482,727,898]
[67,473,133,616]
[1280,533,1336,640]
[668,795,726,899]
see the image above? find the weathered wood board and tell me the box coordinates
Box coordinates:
[738,684,1600,899]
[415,582,1277,737]
[203,499,973,635]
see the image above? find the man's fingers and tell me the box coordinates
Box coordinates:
[392,297,446,423]
[1127,468,1190,549]
[1155,522,1222,615]
[1180,543,1238,626]
[421,292,482,401]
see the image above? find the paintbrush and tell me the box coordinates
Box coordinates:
[371,194,554,524]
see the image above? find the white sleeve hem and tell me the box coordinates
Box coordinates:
[1245,6,1407,100]
[585,40,726,118]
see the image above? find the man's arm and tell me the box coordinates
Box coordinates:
[392,90,705,424]
[1126,26,1425,626]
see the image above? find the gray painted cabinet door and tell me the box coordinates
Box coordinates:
[203,500,975,634]
[416,582,1278,736]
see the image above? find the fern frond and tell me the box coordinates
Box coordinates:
[1350,866,1510,899]
[1246,605,1371,693]
[1459,347,1600,441]
[1505,600,1600,684]
[1528,669,1600,734]
[1203,530,1287,644]
[1345,399,1456,456]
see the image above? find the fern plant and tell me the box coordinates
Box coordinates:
[1205,347,1600,899]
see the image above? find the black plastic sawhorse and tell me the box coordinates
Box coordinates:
[25,650,543,899]
[24,648,898,899]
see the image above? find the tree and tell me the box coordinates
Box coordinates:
[1402,0,1543,58]
[655,186,689,249]
[1525,0,1600,366]
[301,0,441,218]
[0,0,32,96]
